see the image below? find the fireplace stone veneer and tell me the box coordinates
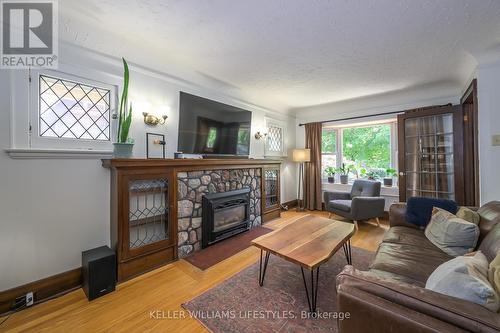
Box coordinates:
[177,169,262,257]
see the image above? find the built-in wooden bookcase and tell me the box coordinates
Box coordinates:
[109,167,177,282]
[103,158,281,282]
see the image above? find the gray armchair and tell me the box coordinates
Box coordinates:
[323,180,385,229]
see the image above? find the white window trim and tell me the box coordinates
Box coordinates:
[321,120,398,174]
[5,148,113,159]
[6,63,121,159]
[30,69,118,150]
[264,117,286,158]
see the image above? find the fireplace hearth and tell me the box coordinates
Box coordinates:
[202,188,251,248]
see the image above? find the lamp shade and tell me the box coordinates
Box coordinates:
[292,149,311,162]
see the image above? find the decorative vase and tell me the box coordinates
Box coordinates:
[327,176,335,183]
[340,175,348,184]
[113,142,134,158]
[383,178,393,187]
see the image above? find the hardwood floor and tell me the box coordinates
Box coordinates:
[0,211,388,333]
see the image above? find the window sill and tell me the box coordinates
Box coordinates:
[5,148,114,159]
[322,182,399,196]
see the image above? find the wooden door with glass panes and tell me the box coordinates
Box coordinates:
[397,105,464,205]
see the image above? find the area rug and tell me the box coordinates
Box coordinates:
[184,226,273,270]
[182,246,375,332]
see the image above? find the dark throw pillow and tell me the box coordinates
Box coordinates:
[406,197,458,228]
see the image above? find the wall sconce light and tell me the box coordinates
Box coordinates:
[142,112,168,126]
[254,131,267,140]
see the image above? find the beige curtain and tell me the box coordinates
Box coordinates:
[304,122,323,210]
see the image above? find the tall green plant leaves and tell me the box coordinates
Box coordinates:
[117,58,131,142]
[120,104,133,143]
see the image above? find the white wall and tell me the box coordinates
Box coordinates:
[0,44,296,291]
[476,61,500,204]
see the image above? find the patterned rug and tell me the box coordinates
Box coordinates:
[183,246,375,333]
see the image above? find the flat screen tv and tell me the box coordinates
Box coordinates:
[177,92,252,157]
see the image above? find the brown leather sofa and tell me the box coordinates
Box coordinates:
[336,201,500,333]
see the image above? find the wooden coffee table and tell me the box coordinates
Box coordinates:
[251,215,355,312]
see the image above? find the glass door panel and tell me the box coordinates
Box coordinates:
[420,116,436,135]
[128,179,169,250]
[436,114,453,134]
[405,137,419,154]
[437,134,453,154]
[437,154,453,172]
[403,113,455,200]
[420,136,436,154]
[404,118,418,137]
[264,169,279,209]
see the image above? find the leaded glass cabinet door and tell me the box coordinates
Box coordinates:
[123,172,175,260]
[398,105,464,204]
[263,166,280,212]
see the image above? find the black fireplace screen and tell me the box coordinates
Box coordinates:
[202,188,251,248]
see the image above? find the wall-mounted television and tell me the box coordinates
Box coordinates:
[177,92,252,157]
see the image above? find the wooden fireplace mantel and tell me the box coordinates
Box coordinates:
[102,158,282,281]
[102,158,282,170]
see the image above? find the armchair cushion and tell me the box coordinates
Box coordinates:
[351,196,385,220]
[350,179,381,198]
[330,199,352,212]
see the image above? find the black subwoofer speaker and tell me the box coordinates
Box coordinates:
[82,246,116,301]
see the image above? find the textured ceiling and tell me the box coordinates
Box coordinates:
[59,0,500,113]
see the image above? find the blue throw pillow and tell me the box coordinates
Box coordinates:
[406,197,458,228]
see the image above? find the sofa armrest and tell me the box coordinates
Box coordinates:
[389,203,419,229]
[323,191,351,204]
[336,266,500,333]
[351,196,385,220]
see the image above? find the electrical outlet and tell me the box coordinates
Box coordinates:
[492,134,500,146]
[26,292,34,307]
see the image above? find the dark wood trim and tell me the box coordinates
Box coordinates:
[283,199,298,209]
[461,79,480,206]
[102,158,282,169]
[262,209,281,223]
[0,267,82,315]
[397,104,464,204]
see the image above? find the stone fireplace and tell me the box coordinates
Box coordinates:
[177,168,262,257]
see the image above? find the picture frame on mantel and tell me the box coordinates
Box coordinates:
[146,133,166,159]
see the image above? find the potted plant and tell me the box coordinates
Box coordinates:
[384,168,397,187]
[324,166,336,183]
[367,170,377,180]
[337,163,351,184]
[113,58,134,158]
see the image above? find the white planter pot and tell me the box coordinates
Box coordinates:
[113,142,134,158]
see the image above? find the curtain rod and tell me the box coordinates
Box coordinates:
[298,103,453,126]
[298,110,404,127]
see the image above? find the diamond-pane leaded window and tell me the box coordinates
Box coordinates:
[39,75,111,141]
[267,125,283,152]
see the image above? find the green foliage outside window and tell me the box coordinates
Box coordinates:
[342,125,391,170]
[322,129,336,153]
[237,127,250,145]
[206,127,217,148]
